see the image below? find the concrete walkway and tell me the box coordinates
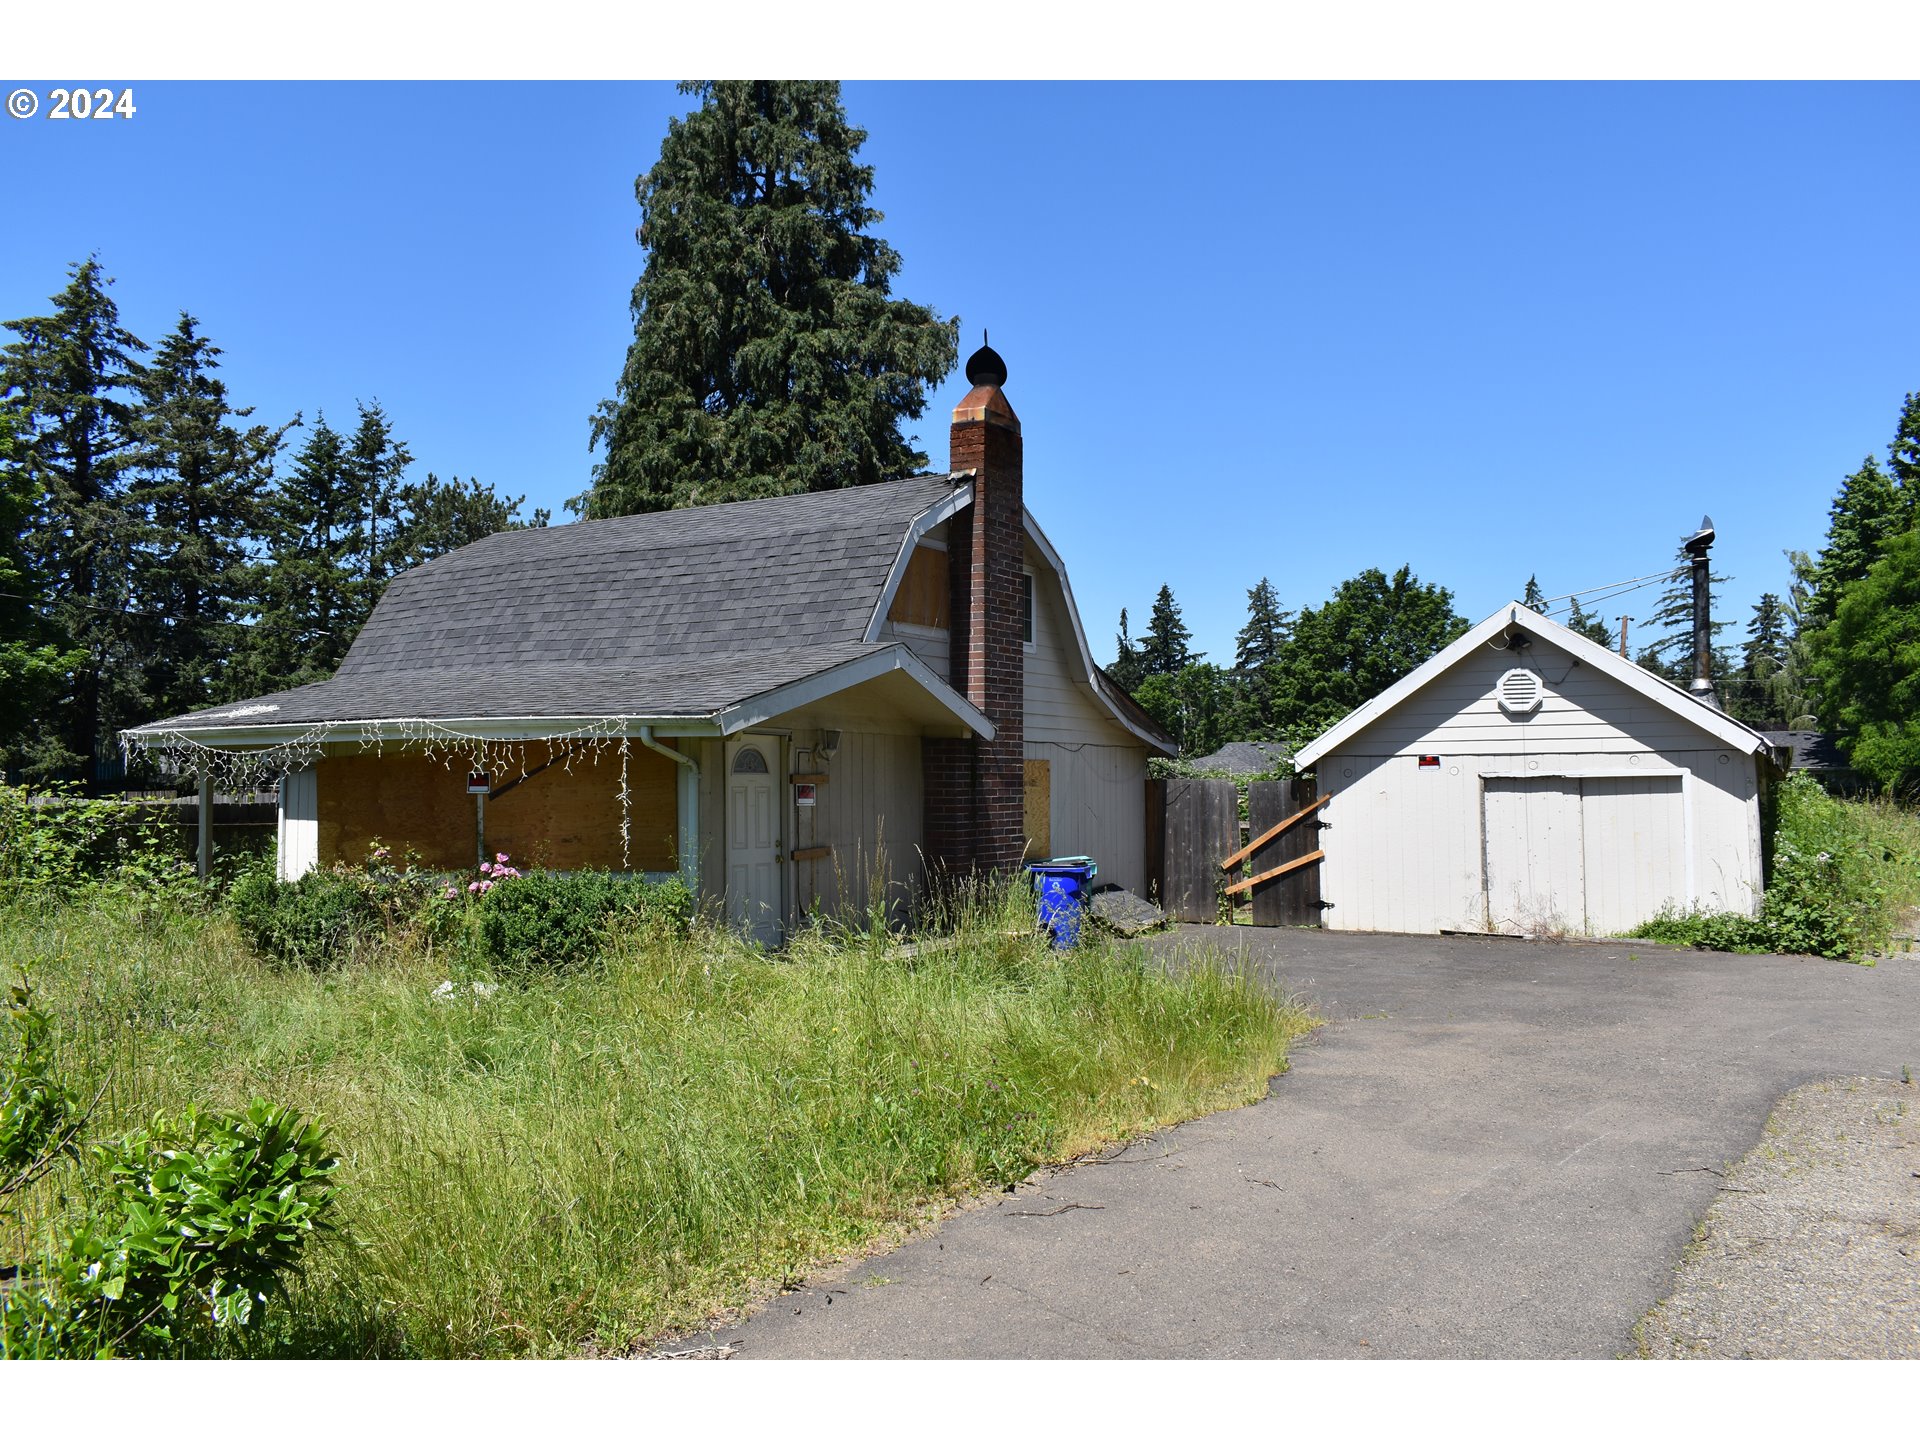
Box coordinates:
[697,927,1920,1358]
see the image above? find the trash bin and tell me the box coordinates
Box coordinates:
[1028,856,1098,948]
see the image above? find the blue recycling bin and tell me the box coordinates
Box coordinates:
[1029,857,1098,948]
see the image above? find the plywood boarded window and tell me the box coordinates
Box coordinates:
[1024,759,1051,859]
[888,544,949,629]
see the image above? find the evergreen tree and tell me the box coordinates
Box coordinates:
[1234,578,1291,671]
[0,258,148,786]
[388,473,548,569]
[343,400,412,616]
[128,314,292,721]
[1140,584,1198,677]
[1888,389,1920,499]
[581,81,958,517]
[1134,662,1232,757]
[1266,566,1468,739]
[1109,607,1146,692]
[1808,527,1920,791]
[1804,454,1903,624]
[1720,593,1794,730]
[1635,548,1733,691]
[1563,595,1616,649]
[1521,574,1546,611]
[239,416,357,692]
[0,407,85,777]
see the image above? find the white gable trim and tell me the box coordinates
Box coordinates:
[715,643,994,739]
[1293,602,1775,769]
[863,479,973,643]
[1023,512,1176,754]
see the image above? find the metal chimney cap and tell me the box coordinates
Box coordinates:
[1682,515,1715,558]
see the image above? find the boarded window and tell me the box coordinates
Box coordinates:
[888,544,949,629]
[1024,758,1051,859]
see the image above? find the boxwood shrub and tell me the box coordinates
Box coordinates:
[472,870,694,970]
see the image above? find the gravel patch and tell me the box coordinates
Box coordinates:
[1637,1076,1920,1359]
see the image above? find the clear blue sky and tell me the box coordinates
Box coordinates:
[3,81,1916,664]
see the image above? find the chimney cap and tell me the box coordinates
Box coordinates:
[964,332,1007,389]
[1682,515,1715,558]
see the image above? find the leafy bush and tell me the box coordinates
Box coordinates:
[1630,773,1920,961]
[228,866,382,969]
[2,1100,337,1358]
[2,975,77,1179]
[470,868,694,969]
[0,782,194,903]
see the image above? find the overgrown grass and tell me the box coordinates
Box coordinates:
[2,887,1308,1357]
[1630,774,1920,961]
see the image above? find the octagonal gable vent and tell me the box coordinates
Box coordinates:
[1497,668,1543,715]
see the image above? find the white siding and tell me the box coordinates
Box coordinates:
[1024,537,1129,746]
[789,728,924,925]
[876,619,949,674]
[278,767,318,880]
[1027,740,1148,894]
[1315,632,1765,934]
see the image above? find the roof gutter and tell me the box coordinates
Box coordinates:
[639,725,700,886]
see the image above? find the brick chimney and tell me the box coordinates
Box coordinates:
[923,338,1027,876]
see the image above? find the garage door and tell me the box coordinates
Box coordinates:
[1482,775,1684,936]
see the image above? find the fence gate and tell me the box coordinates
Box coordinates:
[1146,777,1238,922]
[1237,778,1324,926]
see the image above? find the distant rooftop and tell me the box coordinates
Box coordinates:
[1186,740,1291,775]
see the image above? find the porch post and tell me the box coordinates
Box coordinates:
[476,791,486,869]
[196,774,212,881]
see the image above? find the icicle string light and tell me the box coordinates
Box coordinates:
[122,715,678,847]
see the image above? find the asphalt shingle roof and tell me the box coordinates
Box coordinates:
[134,476,958,732]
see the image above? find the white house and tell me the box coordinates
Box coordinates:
[123,343,1173,944]
[1293,603,1786,938]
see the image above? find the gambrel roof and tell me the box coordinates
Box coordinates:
[1293,602,1782,768]
[124,474,1170,751]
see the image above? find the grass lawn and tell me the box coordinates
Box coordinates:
[3,893,1310,1357]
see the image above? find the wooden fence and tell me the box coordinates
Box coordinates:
[1147,775,1323,927]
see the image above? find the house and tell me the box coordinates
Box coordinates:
[123,344,1174,944]
[1183,741,1291,776]
[1292,603,1786,938]
[1760,729,1865,796]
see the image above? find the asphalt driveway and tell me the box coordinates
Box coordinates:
[694,927,1920,1358]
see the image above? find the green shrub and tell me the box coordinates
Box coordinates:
[471,869,694,970]
[0,782,193,903]
[1630,773,1920,961]
[2,1100,337,1358]
[228,867,382,969]
[2,976,77,1179]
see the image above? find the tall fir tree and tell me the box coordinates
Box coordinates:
[1804,454,1903,624]
[388,473,548,569]
[1521,574,1546,611]
[239,415,358,692]
[1634,547,1734,691]
[1109,607,1146,692]
[0,406,85,778]
[1724,591,1792,730]
[1234,578,1291,671]
[1140,584,1198,677]
[341,400,413,623]
[581,81,958,517]
[1563,595,1616,649]
[0,257,149,786]
[128,314,293,721]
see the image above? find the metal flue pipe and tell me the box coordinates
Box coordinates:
[1682,515,1719,710]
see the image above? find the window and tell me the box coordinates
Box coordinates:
[732,747,769,774]
[1022,571,1035,647]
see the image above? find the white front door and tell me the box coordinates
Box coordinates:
[725,737,783,946]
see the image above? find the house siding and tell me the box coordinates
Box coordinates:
[1315,633,1763,935]
[1025,739,1148,893]
[791,728,924,923]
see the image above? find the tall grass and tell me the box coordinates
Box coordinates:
[2,887,1308,1357]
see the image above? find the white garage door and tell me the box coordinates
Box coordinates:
[1482,775,1684,936]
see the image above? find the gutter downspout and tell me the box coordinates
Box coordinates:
[639,725,700,886]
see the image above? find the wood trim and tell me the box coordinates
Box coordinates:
[1223,849,1324,897]
[790,772,831,784]
[1219,795,1328,871]
[791,844,832,862]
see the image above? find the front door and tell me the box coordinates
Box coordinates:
[725,737,783,946]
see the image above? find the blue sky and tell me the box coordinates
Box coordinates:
[2,80,1916,664]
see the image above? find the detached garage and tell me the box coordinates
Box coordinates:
[1294,604,1786,937]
